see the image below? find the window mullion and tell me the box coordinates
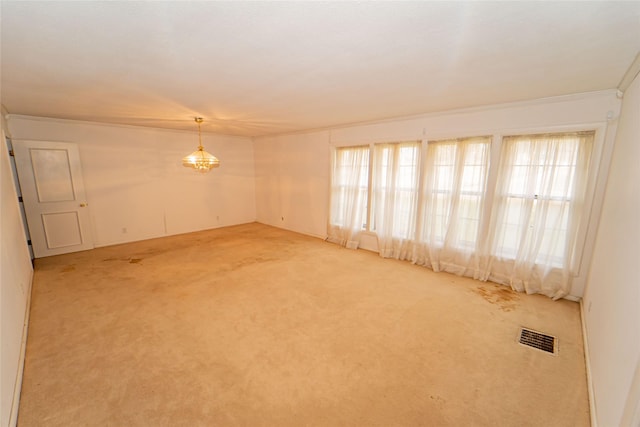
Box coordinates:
[414,138,428,242]
[477,134,502,251]
[365,143,374,231]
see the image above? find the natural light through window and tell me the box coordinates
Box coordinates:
[327,145,370,249]
[327,130,594,298]
[491,132,593,268]
[421,137,490,250]
[372,142,421,239]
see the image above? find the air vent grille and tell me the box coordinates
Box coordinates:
[518,328,556,354]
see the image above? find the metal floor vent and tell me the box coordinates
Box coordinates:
[518,328,557,355]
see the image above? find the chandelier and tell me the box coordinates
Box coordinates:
[182,117,220,172]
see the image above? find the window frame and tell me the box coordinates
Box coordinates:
[419,136,492,249]
[328,123,607,291]
[495,130,600,272]
[329,145,370,230]
[370,141,422,236]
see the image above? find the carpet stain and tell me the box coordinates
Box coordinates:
[230,256,277,270]
[102,257,143,264]
[473,286,520,312]
[429,395,447,408]
[18,223,590,427]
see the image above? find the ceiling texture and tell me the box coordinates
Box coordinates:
[1,1,639,137]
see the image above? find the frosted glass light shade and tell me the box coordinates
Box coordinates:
[182,147,220,173]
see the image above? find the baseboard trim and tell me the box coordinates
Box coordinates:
[255,221,327,241]
[580,298,598,427]
[9,269,34,427]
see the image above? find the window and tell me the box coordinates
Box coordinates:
[420,137,491,249]
[372,142,421,239]
[327,130,595,298]
[327,146,370,248]
[490,132,594,269]
[330,146,369,229]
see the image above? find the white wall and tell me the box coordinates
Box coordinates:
[1,113,34,427]
[254,130,330,238]
[254,91,622,298]
[2,89,632,424]
[7,116,256,248]
[583,72,640,426]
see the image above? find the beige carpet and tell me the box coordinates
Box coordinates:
[18,223,590,426]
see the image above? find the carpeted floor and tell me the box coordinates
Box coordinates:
[18,222,590,426]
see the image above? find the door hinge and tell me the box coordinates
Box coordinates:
[18,196,23,202]
[9,149,14,157]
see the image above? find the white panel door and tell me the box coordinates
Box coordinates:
[13,140,94,258]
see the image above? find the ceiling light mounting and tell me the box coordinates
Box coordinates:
[182,117,220,173]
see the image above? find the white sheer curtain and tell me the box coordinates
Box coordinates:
[477,132,594,299]
[413,137,491,275]
[326,131,594,299]
[327,146,370,249]
[372,142,421,259]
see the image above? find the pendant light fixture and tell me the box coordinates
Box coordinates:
[182,117,220,172]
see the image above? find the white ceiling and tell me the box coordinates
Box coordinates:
[1,1,639,137]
